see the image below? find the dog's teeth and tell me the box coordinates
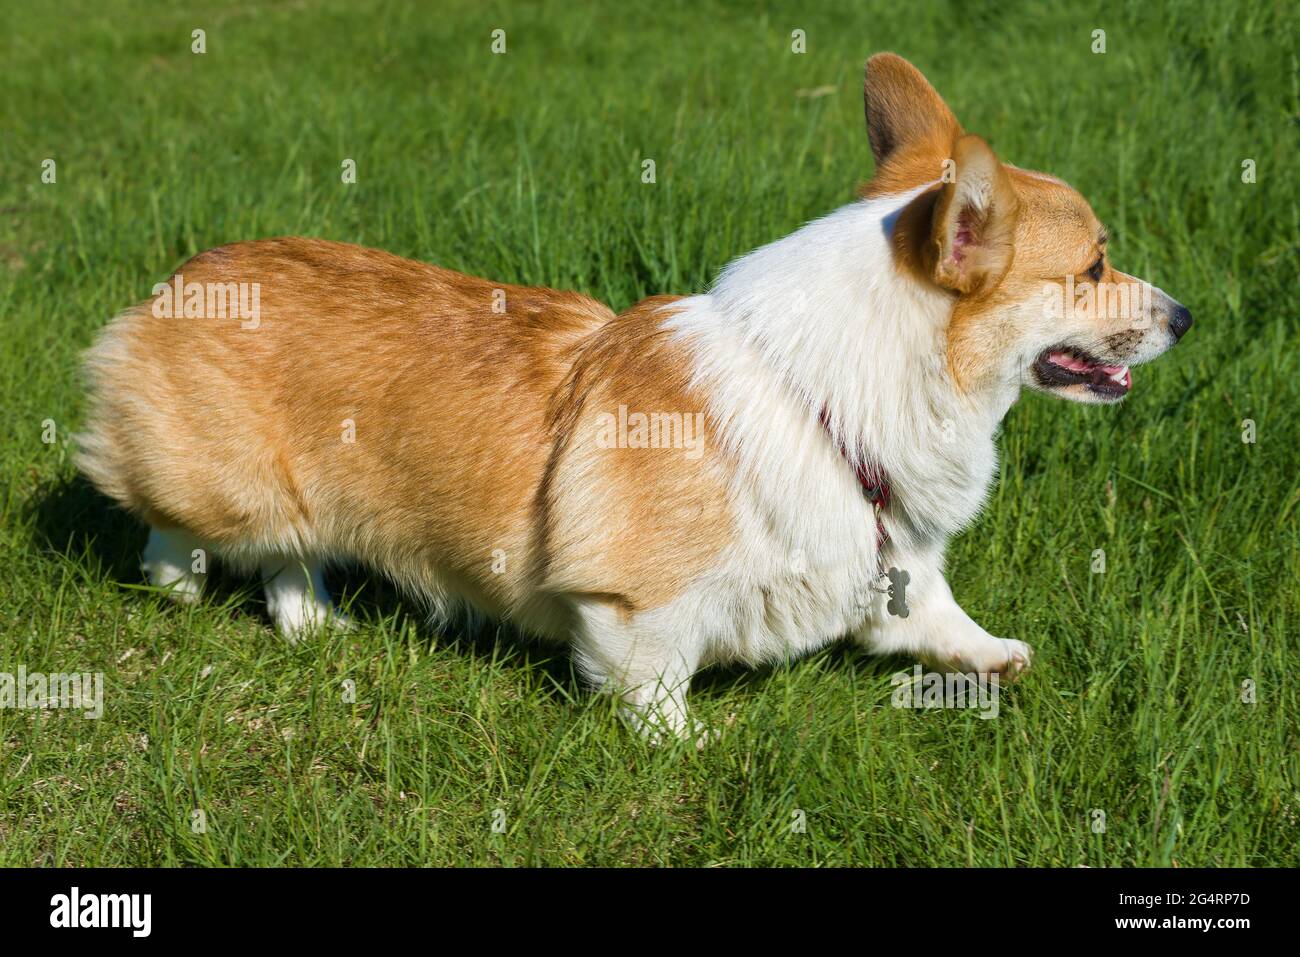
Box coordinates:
[1109,366,1129,384]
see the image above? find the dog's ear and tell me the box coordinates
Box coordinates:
[864,53,960,168]
[930,134,1019,294]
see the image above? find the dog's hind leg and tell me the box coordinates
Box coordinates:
[142,525,209,604]
[572,600,708,746]
[260,555,352,641]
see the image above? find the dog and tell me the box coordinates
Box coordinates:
[76,53,1191,740]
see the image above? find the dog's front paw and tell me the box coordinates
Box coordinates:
[996,638,1033,680]
[933,634,1033,679]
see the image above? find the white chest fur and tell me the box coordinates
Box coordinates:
[665,188,1013,664]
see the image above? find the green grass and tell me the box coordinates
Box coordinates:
[1,0,1297,866]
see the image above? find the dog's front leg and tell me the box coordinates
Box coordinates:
[856,542,1032,677]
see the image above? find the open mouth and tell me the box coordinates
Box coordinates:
[1032,347,1131,399]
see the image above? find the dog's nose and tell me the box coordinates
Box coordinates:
[1169,305,1193,342]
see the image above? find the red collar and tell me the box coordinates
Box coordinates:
[819,408,891,546]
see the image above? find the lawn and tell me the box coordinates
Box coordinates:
[0,0,1296,866]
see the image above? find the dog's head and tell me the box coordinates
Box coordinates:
[865,53,1191,403]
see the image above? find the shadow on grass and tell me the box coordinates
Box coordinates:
[27,473,145,585]
[328,565,582,699]
[25,474,581,698]
[691,642,913,701]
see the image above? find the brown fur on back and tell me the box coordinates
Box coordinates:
[78,239,733,630]
[539,296,734,616]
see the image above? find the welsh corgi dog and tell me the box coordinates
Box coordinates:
[77,54,1191,740]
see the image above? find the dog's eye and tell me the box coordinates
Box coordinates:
[1086,258,1105,282]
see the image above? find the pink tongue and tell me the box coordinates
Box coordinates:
[1048,351,1128,379]
[1049,351,1094,372]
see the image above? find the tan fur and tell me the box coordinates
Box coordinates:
[542,295,734,616]
[860,53,1135,392]
[78,240,733,630]
[861,53,961,198]
[946,168,1124,389]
